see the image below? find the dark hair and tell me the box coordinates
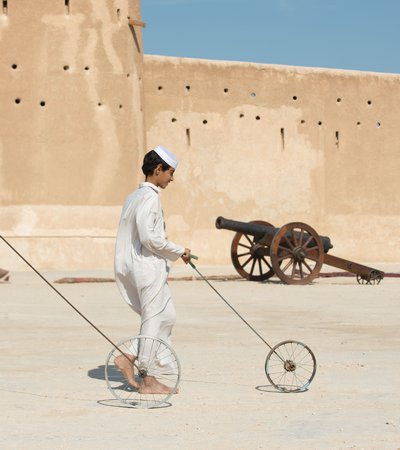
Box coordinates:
[141,150,171,176]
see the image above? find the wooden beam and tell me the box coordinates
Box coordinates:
[128,19,146,28]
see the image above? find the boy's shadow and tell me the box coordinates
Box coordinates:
[88,364,138,392]
[88,364,134,395]
[88,364,117,382]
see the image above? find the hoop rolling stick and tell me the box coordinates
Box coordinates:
[189,254,317,392]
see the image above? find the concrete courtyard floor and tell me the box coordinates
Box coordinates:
[1,264,399,449]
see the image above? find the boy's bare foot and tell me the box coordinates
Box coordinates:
[114,354,140,389]
[138,375,178,395]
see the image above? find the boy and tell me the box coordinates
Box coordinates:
[114,146,190,394]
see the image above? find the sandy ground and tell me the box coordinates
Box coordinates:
[0,264,399,450]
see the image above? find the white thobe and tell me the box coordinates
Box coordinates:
[114,182,184,363]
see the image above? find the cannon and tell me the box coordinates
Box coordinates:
[215,216,384,285]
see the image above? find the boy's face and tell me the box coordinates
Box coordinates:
[155,165,175,189]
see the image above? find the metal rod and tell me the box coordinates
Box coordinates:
[0,235,129,361]
[189,257,277,353]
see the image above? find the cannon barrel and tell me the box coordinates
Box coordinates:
[215,216,277,239]
[216,216,333,253]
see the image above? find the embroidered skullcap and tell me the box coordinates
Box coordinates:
[153,146,179,169]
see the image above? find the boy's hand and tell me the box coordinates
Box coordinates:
[181,248,191,264]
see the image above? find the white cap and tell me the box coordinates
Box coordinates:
[153,146,179,170]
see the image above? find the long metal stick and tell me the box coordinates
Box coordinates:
[189,257,277,353]
[0,235,128,360]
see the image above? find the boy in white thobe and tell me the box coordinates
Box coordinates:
[114,146,190,394]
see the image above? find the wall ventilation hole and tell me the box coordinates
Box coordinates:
[250,92,256,97]
[239,113,244,118]
[84,66,90,71]
[127,73,130,78]
[335,131,340,149]
[65,0,70,14]
[171,118,177,122]
[157,86,163,91]
[2,0,8,15]
[98,102,102,107]
[280,128,285,150]
[203,120,208,124]
[255,116,260,120]
[117,8,120,20]
[185,85,191,91]
[337,98,341,103]
[376,121,381,128]
[224,88,229,93]
[63,65,70,71]
[292,96,297,101]
[119,104,123,109]
[15,98,21,104]
[357,121,361,126]
[186,128,191,146]
[367,100,372,105]
[301,119,306,124]
[318,121,322,126]
[11,64,18,70]
[40,101,46,107]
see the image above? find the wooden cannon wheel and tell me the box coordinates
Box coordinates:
[270,222,324,285]
[230,220,276,281]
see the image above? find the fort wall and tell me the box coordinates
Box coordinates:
[1,3,399,270]
[143,55,400,266]
[0,0,145,269]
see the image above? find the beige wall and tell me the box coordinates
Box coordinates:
[143,55,400,265]
[0,0,145,269]
[1,3,399,270]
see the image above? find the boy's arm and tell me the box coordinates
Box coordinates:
[136,198,185,261]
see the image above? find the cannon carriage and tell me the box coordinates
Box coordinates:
[215,216,384,285]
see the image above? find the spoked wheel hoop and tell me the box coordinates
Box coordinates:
[265,340,317,392]
[105,335,181,409]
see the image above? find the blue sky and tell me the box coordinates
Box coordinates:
[140,0,400,74]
